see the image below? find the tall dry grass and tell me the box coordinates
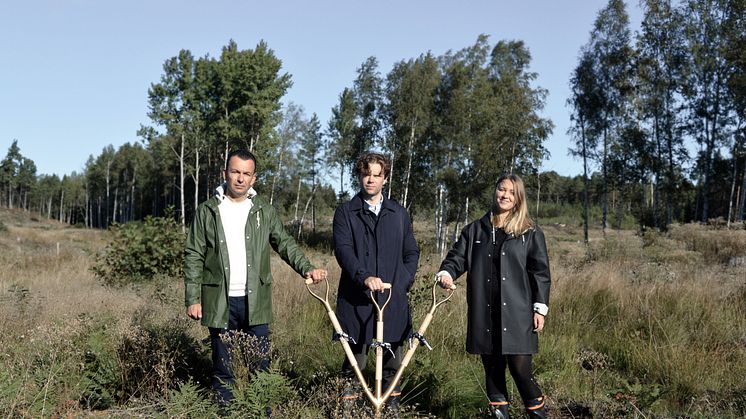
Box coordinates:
[1,207,744,418]
[537,225,746,417]
[0,209,206,417]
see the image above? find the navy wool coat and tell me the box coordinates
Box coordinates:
[333,193,420,344]
[439,212,551,355]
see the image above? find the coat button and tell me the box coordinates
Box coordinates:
[487,279,490,282]
[503,302,507,306]
[502,277,506,281]
[248,290,253,294]
[501,252,506,256]
[488,253,491,257]
[224,267,228,270]
[486,328,490,333]
[503,328,507,332]
[246,236,249,239]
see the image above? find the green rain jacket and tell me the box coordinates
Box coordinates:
[184,189,314,329]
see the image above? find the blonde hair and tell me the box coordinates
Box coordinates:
[491,174,534,235]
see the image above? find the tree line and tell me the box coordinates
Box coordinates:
[1,0,744,247]
[568,0,745,242]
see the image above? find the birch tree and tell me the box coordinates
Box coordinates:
[383,53,439,208]
[637,0,689,228]
[569,48,602,245]
[326,88,358,198]
[682,0,736,222]
[586,0,635,233]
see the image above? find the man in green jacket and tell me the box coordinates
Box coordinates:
[184,149,327,406]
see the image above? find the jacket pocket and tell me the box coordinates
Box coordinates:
[201,270,223,285]
[259,275,272,285]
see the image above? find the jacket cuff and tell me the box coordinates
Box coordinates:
[533,303,548,316]
[354,270,373,287]
[184,284,201,307]
[302,264,315,278]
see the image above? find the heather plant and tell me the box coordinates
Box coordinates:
[120,310,209,400]
[669,223,746,265]
[92,214,184,286]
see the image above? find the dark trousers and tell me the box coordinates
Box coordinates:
[208,296,270,404]
[481,353,542,404]
[342,342,403,395]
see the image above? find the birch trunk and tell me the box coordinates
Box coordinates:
[193,142,200,212]
[293,177,302,223]
[179,134,185,231]
[536,171,541,221]
[401,119,417,207]
[269,137,286,205]
[298,184,318,240]
[105,159,111,228]
[738,158,746,221]
[112,187,118,224]
[58,190,65,222]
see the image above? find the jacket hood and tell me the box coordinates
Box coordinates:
[214,183,257,201]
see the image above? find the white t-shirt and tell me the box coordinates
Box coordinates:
[218,194,253,297]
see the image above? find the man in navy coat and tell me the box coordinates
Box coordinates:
[333,151,420,410]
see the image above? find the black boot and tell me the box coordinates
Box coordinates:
[525,395,547,419]
[487,393,509,419]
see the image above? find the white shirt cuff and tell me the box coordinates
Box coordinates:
[533,303,548,316]
[435,270,452,280]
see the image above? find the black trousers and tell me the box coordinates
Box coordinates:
[481,353,542,404]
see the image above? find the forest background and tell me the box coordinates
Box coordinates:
[0,0,745,417]
[1,0,745,237]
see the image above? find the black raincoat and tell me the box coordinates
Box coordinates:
[439,212,550,354]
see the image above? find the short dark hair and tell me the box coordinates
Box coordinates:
[355,151,390,178]
[225,149,257,169]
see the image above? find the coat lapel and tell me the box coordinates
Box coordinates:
[351,194,376,234]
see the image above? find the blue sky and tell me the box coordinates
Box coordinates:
[0,1,642,179]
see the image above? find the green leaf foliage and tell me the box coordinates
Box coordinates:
[92,215,184,286]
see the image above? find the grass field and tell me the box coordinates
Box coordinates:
[0,208,744,418]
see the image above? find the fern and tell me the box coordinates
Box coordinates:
[163,379,218,418]
[228,369,294,418]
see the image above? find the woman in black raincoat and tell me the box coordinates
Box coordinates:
[437,174,550,419]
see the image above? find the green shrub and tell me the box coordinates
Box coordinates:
[81,308,209,409]
[92,215,184,286]
[0,220,7,233]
